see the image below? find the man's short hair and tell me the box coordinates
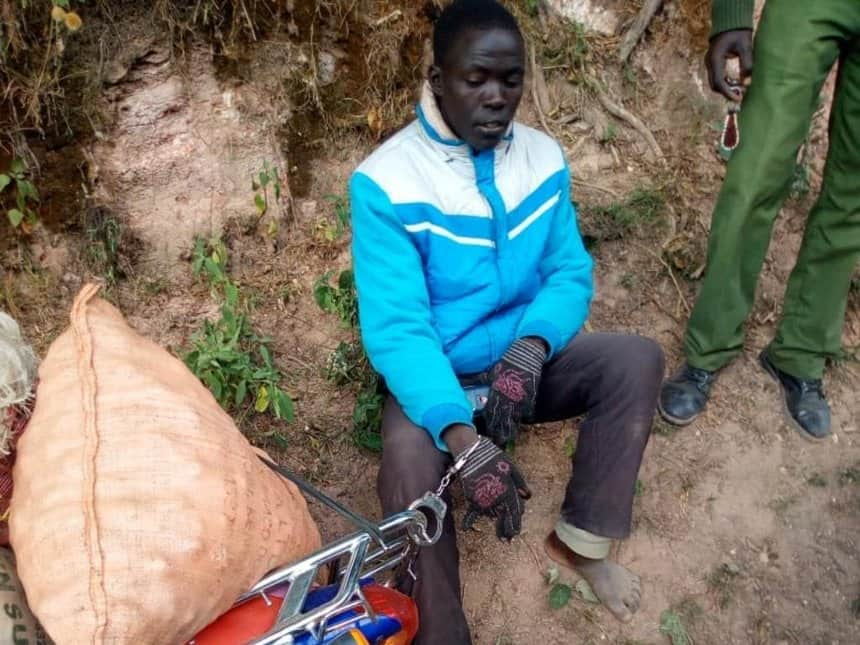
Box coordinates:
[433,0,523,67]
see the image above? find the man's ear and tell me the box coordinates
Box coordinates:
[429,64,443,96]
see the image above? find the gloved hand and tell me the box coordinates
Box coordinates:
[458,436,531,540]
[484,337,547,447]
[706,29,753,101]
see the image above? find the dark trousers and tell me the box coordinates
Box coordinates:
[377,333,664,644]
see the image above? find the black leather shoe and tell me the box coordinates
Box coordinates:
[658,363,717,426]
[759,351,831,441]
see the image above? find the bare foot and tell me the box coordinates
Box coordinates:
[544,531,641,623]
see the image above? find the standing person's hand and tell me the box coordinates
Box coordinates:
[483,337,547,447]
[706,29,753,101]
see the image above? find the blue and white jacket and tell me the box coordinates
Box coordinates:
[350,84,594,450]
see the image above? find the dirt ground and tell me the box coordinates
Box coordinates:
[1,1,859,644]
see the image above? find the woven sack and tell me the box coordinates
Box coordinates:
[0,548,45,644]
[9,284,321,644]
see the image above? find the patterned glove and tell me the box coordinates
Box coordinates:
[484,337,547,447]
[458,436,531,540]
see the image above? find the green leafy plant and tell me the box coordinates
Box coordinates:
[185,236,294,422]
[314,269,358,328]
[540,17,590,84]
[320,192,350,241]
[325,340,369,386]
[599,123,618,145]
[0,157,39,229]
[314,266,383,451]
[707,562,740,609]
[352,390,384,452]
[84,209,123,286]
[548,582,572,609]
[252,161,283,237]
[544,565,598,609]
[586,186,665,241]
[790,144,811,201]
[659,609,691,645]
[191,235,230,290]
[563,434,576,459]
[839,463,860,486]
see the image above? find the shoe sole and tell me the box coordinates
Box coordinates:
[656,399,699,427]
[758,355,829,443]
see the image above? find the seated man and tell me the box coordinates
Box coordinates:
[350,1,664,642]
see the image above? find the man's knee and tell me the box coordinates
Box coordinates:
[611,335,665,389]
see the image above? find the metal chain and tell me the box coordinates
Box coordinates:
[434,436,482,496]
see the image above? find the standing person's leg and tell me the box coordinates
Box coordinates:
[662,0,845,424]
[768,41,860,376]
[762,27,860,438]
[683,1,843,370]
[532,333,664,622]
[376,398,471,645]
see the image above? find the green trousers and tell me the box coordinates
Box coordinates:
[685,0,860,379]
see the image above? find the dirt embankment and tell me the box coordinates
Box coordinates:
[1,1,858,644]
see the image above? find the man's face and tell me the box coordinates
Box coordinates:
[430,27,525,151]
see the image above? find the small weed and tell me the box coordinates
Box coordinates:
[320,192,350,241]
[143,277,168,296]
[659,609,690,645]
[192,235,230,289]
[185,236,294,423]
[136,276,169,303]
[84,209,124,286]
[789,154,810,201]
[622,63,639,87]
[325,340,369,386]
[660,600,700,645]
[851,595,860,619]
[635,479,645,497]
[707,562,741,609]
[545,566,599,609]
[654,418,678,437]
[789,106,819,202]
[586,186,665,241]
[0,156,39,231]
[540,17,590,84]
[277,284,291,305]
[839,463,860,486]
[314,269,358,328]
[563,434,576,458]
[252,161,283,237]
[807,473,827,487]
[548,582,572,609]
[599,123,617,145]
[314,265,383,450]
[619,273,636,289]
[352,390,384,452]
